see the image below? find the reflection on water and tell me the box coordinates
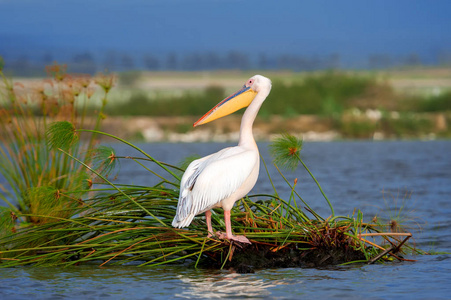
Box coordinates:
[176,270,290,298]
[1,257,450,299]
[0,141,450,299]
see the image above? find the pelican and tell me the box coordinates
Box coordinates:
[172,75,271,244]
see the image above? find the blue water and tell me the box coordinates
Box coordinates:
[1,140,450,299]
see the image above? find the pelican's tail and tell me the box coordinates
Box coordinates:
[171,214,195,228]
[172,184,196,228]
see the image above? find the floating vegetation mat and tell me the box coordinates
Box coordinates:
[0,122,421,271]
[0,188,417,271]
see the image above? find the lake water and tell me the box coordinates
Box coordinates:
[1,140,450,299]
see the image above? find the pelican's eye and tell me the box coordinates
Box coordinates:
[246,79,254,87]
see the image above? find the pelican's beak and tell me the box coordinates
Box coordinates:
[193,86,258,127]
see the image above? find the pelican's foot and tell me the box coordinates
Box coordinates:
[216,231,251,244]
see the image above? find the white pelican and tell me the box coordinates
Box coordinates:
[172,75,272,244]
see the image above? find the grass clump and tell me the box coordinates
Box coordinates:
[106,85,226,117]
[338,118,379,139]
[0,59,116,226]
[417,91,451,112]
[382,113,434,138]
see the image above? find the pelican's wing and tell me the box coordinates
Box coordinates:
[172,146,258,228]
[172,152,219,228]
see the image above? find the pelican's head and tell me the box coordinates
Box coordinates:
[194,75,271,127]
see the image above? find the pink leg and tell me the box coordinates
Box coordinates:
[222,210,251,244]
[205,210,213,237]
[224,210,234,238]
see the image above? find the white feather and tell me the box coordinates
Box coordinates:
[172,146,258,228]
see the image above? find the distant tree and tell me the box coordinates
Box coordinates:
[166,53,178,70]
[103,51,118,71]
[306,56,322,70]
[225,51,250,70]
[72,52,96,74]
[204,52,222,70]
[9,55,34,76]
[182,53,203,70]
[277,54,314,71]
[326,53,341,69]
[258,53,268,69]
[368,54,393,69]
[143,54,160,70]
[438,51,451,66]
[120,54,135,71]
[277,54,292,70]
[403,53,421,66]
[41,52,54,65]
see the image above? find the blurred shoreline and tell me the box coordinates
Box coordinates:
[100,113,449,142]
[3,68,450,142]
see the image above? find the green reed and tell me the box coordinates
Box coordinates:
[0,59,116,227]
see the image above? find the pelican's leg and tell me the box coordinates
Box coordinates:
[205,210,213,238]
[221,210,251,244]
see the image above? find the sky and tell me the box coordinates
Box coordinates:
[1,0,451,67]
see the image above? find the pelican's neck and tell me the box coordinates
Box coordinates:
[238,90,269,149]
